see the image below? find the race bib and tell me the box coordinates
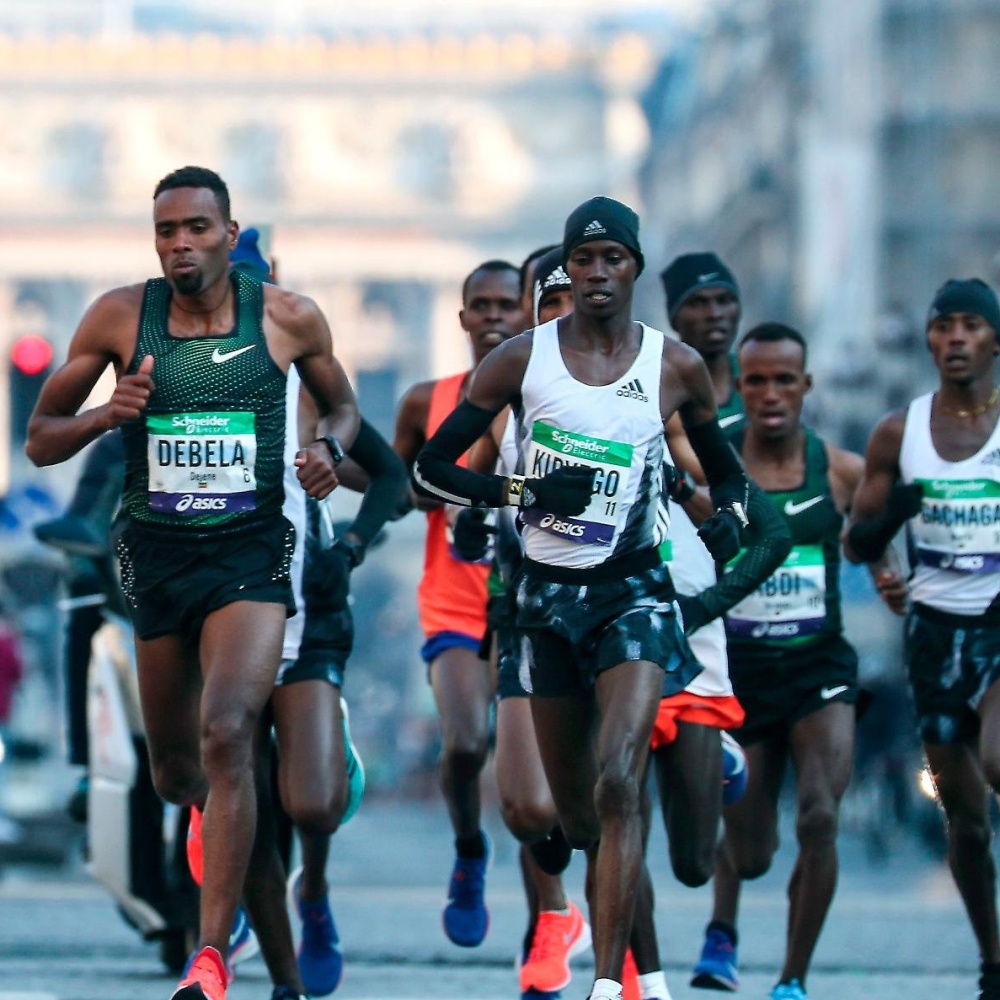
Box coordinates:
[520,421,632,545]
[147,411,257,516]
[726,544,826,640]
[913,478,1000,573]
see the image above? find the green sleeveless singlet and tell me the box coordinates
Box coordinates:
[718,353,745,437]
[725,428,844,650]
[120,271,286,533]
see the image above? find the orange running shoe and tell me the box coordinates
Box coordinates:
[621,947,641,1000]
[519,901,592,992]
[186,806,204,887]
[170,946,227,1000]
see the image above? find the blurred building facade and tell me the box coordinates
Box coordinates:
[640,0,1000,452]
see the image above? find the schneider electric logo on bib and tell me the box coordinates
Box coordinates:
[550,430,610,456]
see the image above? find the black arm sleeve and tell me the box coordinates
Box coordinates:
[345,419,410,547]
[412,400,508,508]
[682,481,793,630]
[685,418,748,508]
[846,482,923,562]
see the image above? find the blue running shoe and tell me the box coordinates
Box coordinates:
[721,731,748,806]
[287,865,343,996]
[340,697,365,825]
[691,926,739,992]
[228,904,260,968]
[770,980,807,1000]
[442,831,491,947]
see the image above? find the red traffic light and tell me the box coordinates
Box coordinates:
[10,335,53,376]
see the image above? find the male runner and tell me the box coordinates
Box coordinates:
[661,253,744,434]
[25,165,359,1000]
[393,259,524,947]
[414,196,751,1000]
[691,323,865,1000]
[845,278,1000,1000]
[455,247,591,999]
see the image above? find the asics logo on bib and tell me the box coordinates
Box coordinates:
[617,378,648,402]
[176,495,227,512]
[940,553,985,571]
[539,513,586,538]
[211,344,256,364]
[751,621,801,639]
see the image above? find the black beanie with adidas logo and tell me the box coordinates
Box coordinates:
[563,196,645,275]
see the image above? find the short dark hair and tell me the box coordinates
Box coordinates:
[519,245,559,296]
[462,259,519,305]
[739,322,808,367]
[153,166,231,222]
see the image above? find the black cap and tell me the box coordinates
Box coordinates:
[660,252,739,322]
[927,278,1000,336]
[562,196,644,275]
[532,247,572,322]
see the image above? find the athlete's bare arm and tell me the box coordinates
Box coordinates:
[842,410,907,564]
[393,380,438,511]
[665,411,714,524]
[660,337,719,430]
[26,285,149,467]
[825,444,865,516]
[262,285,358,499]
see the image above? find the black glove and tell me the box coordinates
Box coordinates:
[452,507,497,562]
[698,505,747,564]
[674,593,711,636]
[519,466,596,516]
[847,481,923,562]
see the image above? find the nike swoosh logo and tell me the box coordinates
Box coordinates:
[211,344,255,364]
[821,684,849,700]
[784,496,824,516]
[697,272,719,283]
[718,413,744,429]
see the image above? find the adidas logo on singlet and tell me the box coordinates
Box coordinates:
[982,447,1000,467]
[617,378,648,402]
[583,220,606,236]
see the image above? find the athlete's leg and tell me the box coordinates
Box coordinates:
[195,600,287,957]
[272,679,347,896]
[588,660,663,986]
[925,736,1000,965]
[242,716,303,993]
[496,695,567,911]
[654,721,724,887]
[429,645,494,842]
[711,735,789,928]
[780,701,854,985]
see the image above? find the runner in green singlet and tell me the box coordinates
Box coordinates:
[25,165,358,1000]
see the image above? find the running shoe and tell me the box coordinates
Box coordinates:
[691,926,739,991]
[228,905,260,968]
[721,731,748,806]
[769,980,807,1000]
[186,806,204,886]
[622,948,640,1000]
[171,946,227,1000]
[340,697,365,825]
[519,902,591,993]
[287,865,343,996]
[442,831,491,947]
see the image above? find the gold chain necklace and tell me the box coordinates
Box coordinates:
[938,385,1000,418]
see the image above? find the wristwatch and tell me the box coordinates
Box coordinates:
[316,436,345,466]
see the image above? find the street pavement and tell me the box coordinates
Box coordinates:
[0,795,982,1000]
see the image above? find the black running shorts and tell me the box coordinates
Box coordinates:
[906,604,1000,744]
[515,560,700,698]
[727,634,859,746]
[116,515,296,642]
